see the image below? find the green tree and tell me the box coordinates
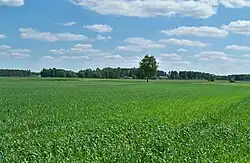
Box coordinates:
[139,55,158,82]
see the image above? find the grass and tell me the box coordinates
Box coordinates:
[1,78,250,162]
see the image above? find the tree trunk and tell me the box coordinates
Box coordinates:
[146,77,148,83]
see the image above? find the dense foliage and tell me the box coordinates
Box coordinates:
[1,79,250,162]
[78,67,144,79]
[140,55,158,82]
[0,69,32,77]
[39,68,221,81]
[2,68,250,81]
[40,68,77,78]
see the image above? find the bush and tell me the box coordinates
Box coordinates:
[229,80,236,83]
[229,76,236,83]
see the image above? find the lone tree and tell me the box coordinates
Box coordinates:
[140,55,158,82]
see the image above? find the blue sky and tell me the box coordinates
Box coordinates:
[1,0,250,74]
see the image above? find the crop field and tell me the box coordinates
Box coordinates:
[1,78,250,162]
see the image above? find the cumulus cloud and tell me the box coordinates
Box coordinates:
[70,44,100,53]
[0,0,24,6]
[222,20,250,35]
[96,34,112,40]
[0,33,6,39]
[160,53,182,61]
[194,51,232,61]
[71,0,217,19]
[7,48,31,53]
[49,43,125,61]
[158,53,191,65]
[50,49,67,55]
[0,45,11,50]
[177,48,187,52]
[243,54,250,57]
[6,52,30,58]
[70,0,250,19]
[41,56,55,60]
[161,60,191,65]
[220,0,250,8]
[60,56,90,60]
[117,38,166,52]
[225,45,250,51]
[57,53,120,60]
[103,54,123,59]
[116,45,142,52]
[58,22,76,26]
[83,24,113,33]
[50,44,101,56]
[19,28,88,42]
[0,44,31,59]
[159,38,208,47]
[126,38,166,48]
[161,26,228,37]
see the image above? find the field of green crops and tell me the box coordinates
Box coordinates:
[1,78,250,162]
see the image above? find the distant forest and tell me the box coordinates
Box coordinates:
[1,68,250,81]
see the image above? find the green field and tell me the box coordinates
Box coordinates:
[1,78,250,162]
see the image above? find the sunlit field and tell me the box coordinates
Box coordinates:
[1,78,250,162]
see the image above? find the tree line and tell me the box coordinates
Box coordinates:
[1,68,250,81]
[1,55,250,81]
[37,68,238,81]
[0,69,32,77]
[40,67,163,79]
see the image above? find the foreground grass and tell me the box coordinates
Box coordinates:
[1,78,250,162]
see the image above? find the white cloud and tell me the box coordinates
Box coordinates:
[0,33,6,39]
[83,24,113,33]
[71,0,218,19]
[19,28,57,42]
[0,45,11,50]
[158,53,191,66]
[6,52,30,58]
[161,26,228,37]
[0,45,31,59]
[225,45,250,51]
[50,49,66,55]
[160,53,182,61]
[41,56,54,60]
[222,20,250,35]
[60,56,90,60]
[70,44,100,53]
[0,0,24,6]
[220,0,250,8]
[159,38,208,47]
[59,22,76,26]
[96,34,112,40]
[117,38,165,52]
[71,0,250,19]
[104,54,123,59]
[177,48,187,52]
[116,45,142,52]
[56,33,88,41]
[19,28,88,42]
[195,51,232,61]
[74,44,92,49]
[125,38,166,49]
[50,44,101,55]
[243,54,250,57]
[160,60,191,65]
[86,52,114,58]
[7,48,31,53]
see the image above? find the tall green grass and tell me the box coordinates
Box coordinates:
[1,79,250,162]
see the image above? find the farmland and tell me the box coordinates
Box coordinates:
[1,78,250,162]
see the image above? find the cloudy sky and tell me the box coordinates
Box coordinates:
[1,0,250,74]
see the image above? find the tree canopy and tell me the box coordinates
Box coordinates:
[139,55,158,82]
